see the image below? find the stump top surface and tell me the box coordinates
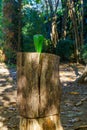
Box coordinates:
[17,52,60,59]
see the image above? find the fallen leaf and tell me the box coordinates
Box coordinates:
[69,92,80,95]
[75,101,83,106]
[65,102,73,106]
[81,98,87,102]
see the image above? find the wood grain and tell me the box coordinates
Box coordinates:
[17,53,61,118]
[20,115,63,130]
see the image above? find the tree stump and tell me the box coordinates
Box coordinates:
[17,52,63,130]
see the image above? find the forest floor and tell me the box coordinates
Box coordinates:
[0,62,87,130]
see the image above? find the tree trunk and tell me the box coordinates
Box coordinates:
[67,0,80,63]
[80,0,84,46]
[17,52,63,130]
[44,0,59,47]
[18,0,22,51]
[3,0,19,63]
[61,0,68,39]
[20,115,63,130]
[51,16,59,47]
[77,65,87,83]
[3,0,18,51]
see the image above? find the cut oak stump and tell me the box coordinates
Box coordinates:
[17,52,63,130]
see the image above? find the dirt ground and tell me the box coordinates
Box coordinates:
[60,63,87,130]
[0,62,87,130]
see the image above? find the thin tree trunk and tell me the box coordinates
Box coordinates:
[3,0,18,51]
[80,0,84,46]
[67,0,80,63]
[18,0,22,52]
[51,15,59,47]
[61,0,68,39]
[45,0,59,47]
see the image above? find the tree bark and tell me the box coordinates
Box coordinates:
[20,115,63,130]
[51,16,59,47]
[17,52,63,130]
[67,0,80,63]
[61,0,68,39]
[80,0,84,46]
[44,0,59,47]
[18,0,22,51]
[3,0,19,51]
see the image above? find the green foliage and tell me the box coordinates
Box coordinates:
[5,48,16,64]
[0,43,16,63]
[0,41,12,63]
[35,0,40,3]
[42,39,56,54]
[34,34,44,53]
[0,0,86,64]
[2,42,16,64]
[80,44,87,64]
[22,6,45,52]
[56,39,74,60]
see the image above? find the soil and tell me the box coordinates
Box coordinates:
[0,62,87,130]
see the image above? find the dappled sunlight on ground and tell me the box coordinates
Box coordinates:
[59,63,84,84]
[0,63,19,130]
[59,63,87,130]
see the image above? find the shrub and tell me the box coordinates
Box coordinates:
[21,42,35,52]
[56,39,74,60]
[42,39,55,54]
[5,49,16,64]
[80,44,87,64]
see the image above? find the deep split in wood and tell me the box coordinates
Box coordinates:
[17,52,63,130]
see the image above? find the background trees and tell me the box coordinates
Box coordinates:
[0,0,87,65]
[3,0,19,63]
[21,3,45,51]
